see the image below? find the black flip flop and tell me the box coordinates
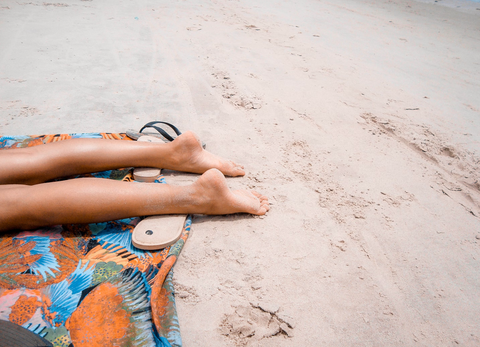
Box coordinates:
[0,320,53,347]
[127,121,206,148]
[139,121,182,142]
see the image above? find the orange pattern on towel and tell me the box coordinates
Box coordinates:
[9,294,42,325]
[66,282,130,346]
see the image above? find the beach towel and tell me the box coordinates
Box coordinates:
[0,133,190,347]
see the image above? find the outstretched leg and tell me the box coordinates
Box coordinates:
[0,131,245,185]
[0,169,269,232]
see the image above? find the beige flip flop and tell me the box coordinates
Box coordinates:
[132,135,187,250]
[132,215,186,250]
[132,135,163,182]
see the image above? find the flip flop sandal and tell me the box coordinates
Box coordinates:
[132,215,186,250]
[132,135,163,182]
[126,121,181,142]
[139,121,182,142]
[132,135,187,250]
[127,121,206,148]
[0,319,53,347]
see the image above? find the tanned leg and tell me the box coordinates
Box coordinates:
[0,131,269,231]
[0,169,269,232]
[0,131,245,185]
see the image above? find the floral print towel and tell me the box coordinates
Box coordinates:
[0,133,189,347]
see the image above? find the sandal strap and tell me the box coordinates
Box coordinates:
[139,121,182,142]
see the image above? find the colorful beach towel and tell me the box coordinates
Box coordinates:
[0,133,190,347]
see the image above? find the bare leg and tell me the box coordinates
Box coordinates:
[0,169,269,232]
[0,131,269,231]
[0,131,245,185]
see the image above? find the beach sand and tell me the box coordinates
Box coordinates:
[1,0,480,345]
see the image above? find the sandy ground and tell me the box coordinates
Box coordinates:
[1,0,480,345]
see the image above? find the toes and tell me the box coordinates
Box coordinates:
[257,204,269,215]
[251,190,262,198]
[261,200,270,211]
[226,162,245,177]
[232,167,246,176]
[248,190,269,214]
[251,191,268,202]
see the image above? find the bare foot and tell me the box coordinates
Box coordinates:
[164,131,246,177]
[187,169,269,215]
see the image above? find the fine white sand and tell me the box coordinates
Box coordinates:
[1,0,479,345]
